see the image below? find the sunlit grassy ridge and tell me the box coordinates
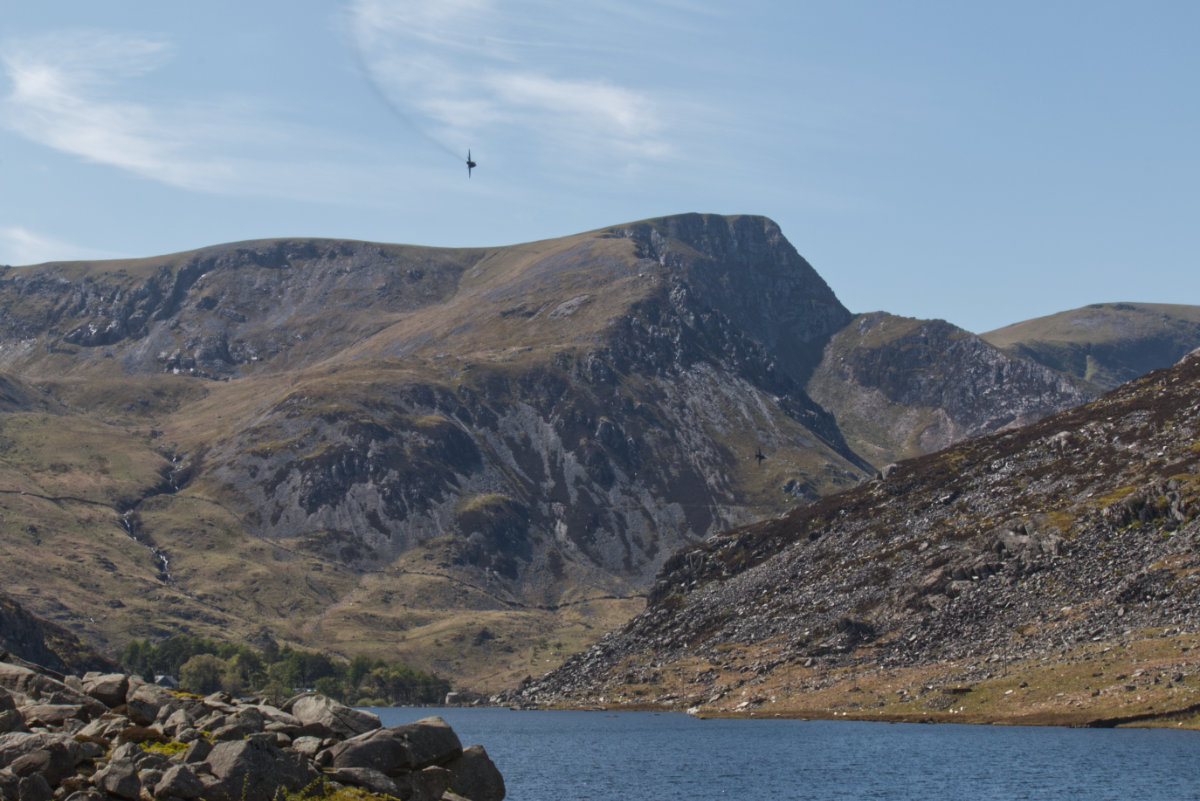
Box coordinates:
[983,302,1200,390]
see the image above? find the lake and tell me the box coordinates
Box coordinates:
[373,707,1200,800]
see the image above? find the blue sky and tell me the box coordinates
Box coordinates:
[1,1,1196,333]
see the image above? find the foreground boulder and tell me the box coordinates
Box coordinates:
[328,716,462,775]
[203,737,320,801]
[286,694,381,739]
[0,655,505,801]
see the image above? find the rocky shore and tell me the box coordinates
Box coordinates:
[0,656,504,801]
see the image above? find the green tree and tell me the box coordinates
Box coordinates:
[179,653,225,695]
[121,639,151,680]
[348,654,381,690]
[313,675,344,702]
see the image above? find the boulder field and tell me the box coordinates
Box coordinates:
[0,658,504,801]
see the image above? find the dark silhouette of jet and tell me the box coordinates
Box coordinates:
[466,150,477,178]
[755,447,767,466]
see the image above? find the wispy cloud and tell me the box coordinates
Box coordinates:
[0,29,403,202]
[0,30,245,192]
[0,226,120,266]
[345,0,681,169]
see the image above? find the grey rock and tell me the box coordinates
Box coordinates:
[0,712,25,736]
[287,695,379,740]
[412,766,453,801]
[326,767,404,798]
[133,750,172,773]
[252,704,301,726]
[154,764,205,800]
[446,745,506,801]
[61,791,106,801]
[161,708,194,736]
[124,684,178,727]
[209,723,246,741]
[74,713,126,743]
[328,728,413,776]
[0,769,17,801]
[136,769,164,792]
[234,706,265,733]
[107,743,145,767]
[79,675,127,710]
[19,705,85,728]
[181,738,212,764]
[201,693,237,713]
[0,734,72,770]
[7,741,80,786]
[16,774,50,801]
[394,716,463,768]
[328,716,462,776]
[289,736,322,759]
[203,737,318,801]
[0,668,101,719]
[92,759,140,801]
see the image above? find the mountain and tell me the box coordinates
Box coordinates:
[0,214,866,688]
[510,348,1200,726]
[982,302,1200,391]
[0,213,1180,691]
[806,312,1092,465]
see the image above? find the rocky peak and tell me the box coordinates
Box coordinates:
[615,214,852,384]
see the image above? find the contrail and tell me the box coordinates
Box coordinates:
[343,8,467,164]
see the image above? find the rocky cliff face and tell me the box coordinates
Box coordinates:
[0,213,1174,691]
[0,593,116,675]
[807,313,1093,465]
[510,349,1200,726]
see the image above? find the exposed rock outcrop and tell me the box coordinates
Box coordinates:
[0,594,118,677]
[807,313,1093,464]
[0,656,504,801]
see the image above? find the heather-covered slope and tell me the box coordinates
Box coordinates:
[512,348,1200,727]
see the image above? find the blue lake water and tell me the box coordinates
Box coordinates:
[373,707,1200,800]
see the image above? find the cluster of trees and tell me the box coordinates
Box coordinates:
[121,634,450,706]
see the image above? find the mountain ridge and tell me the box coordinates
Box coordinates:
[0,213,1196,692]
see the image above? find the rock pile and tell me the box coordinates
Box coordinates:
[0,660,504,801]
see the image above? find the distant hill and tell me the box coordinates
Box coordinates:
[0,214,1189,691]
[511,347,1200,726]
[982,302,1200,391]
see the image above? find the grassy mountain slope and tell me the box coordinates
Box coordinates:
[0,214,867,690]
[982,302,1200,391]
[513,348,1200,727]
[2,214,1189,693]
